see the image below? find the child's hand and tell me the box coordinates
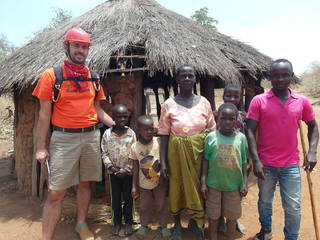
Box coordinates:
[110,166,118,174]
[240,185,248,198]
[160,163,169,180]
[115,168,127,179]
[201,184,208,200]
[131,186,139,199]
[246,162,252,177]
[159,175,168,185]
[107,165,119,174]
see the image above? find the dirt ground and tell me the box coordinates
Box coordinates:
[0,88,320,240]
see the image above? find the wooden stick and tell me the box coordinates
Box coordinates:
[299,121,320,240]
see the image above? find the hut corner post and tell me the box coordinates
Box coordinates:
[200,77,216,110]
[131,72,144,130]
[14,87,38,196]
[102,72,144,131]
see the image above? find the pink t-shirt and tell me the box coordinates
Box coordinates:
[247,89,315,167]
[158,96,216,137]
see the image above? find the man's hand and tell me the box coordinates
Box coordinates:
[304,152,317,172]
[253,161,265,179]
[201,184,208,200]
[131,186,139,199]
[36,149,49,164]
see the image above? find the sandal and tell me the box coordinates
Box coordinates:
[188,219,204,239]
[124,223,134,237]
[135,225,148,239]
[75,223,94,240]
[111,224,121,236]
[172,224,182,240]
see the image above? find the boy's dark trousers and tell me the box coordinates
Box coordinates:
[110,174,133,226]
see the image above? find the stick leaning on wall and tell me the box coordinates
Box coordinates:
[299,121,320,240]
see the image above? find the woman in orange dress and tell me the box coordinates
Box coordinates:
[159,64,216,240]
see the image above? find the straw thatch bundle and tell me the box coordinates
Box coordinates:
[0,0,272,94]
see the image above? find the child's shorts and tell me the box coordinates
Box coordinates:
[206,187,241,220]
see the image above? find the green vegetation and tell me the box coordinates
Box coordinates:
[191,7,218,30]
[0,35,16,62]
[31,7,72,38]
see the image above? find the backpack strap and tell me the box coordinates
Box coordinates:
[52,66,64,102]
[52,67,100,102]
[90,70,101,98]
[90,70,100,91]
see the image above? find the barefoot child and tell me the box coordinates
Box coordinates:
[222,84,246,133]
[218,84,251,234]
[101,104,136,236]
[202,103,248,240]
[131,115,171,239]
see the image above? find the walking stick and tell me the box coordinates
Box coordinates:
[299,121,320,240]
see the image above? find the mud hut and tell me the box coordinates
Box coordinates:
[0,0,272,197]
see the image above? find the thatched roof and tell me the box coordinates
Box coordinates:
[0,0,272,94]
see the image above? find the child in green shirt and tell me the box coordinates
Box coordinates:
[201,103,248,240]
[217,83,251,234]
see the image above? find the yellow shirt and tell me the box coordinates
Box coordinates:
[129,137,160,190]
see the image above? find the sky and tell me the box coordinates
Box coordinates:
[1,0,319,75]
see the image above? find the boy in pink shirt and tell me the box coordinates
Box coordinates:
[247,59,319,240]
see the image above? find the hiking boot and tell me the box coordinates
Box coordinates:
[135,225,148,240]
[254,228,272,240]
[188,219,204,239]
[161,227,171,239]
[75,223,94,240]
[111,224,121,236]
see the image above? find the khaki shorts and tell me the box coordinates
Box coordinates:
[48,129,102,191]
[206,187,241,220]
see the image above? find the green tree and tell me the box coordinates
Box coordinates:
[32,7,72,38]
[191,7,218,30]
[0,34,16,62]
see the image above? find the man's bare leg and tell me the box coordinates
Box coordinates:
[42,189,67,240]
[76,181,91,224]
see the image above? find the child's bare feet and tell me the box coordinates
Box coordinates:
[161,227,171,239]
[188,219,204,239]
[136,225,148,240]
[124,224,134,237]
[172,223,182,240]
[111,224,121,236]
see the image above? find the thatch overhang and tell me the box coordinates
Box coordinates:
[0,0,272,94]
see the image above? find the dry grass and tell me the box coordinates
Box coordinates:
[300,63,320,98]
